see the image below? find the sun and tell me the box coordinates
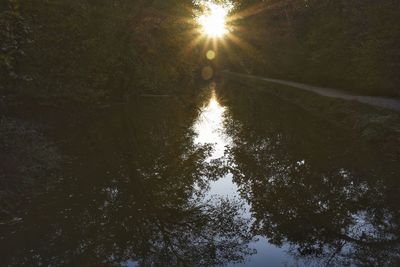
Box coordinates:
[197,2,230,38]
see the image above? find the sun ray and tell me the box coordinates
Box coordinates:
[225,32,255,53]
[184,34,206,52]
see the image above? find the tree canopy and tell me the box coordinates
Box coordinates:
[2,0,399,100]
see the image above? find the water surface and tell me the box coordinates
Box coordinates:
[1,82,399,266]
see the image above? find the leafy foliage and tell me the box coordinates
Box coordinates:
[1,0,201,102]
[0,1,30,91]
[228,0,400,95]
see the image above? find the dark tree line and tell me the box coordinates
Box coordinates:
[229,0,400,96]
[2,0,399,100]
[0,0,202,103]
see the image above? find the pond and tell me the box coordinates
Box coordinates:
[1,81,399,266]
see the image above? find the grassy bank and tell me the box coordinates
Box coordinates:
[222,73,400,157]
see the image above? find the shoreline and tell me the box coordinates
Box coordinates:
[222,73,400,157]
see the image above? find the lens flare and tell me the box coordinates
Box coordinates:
[201,66,214,80]
[206,50,216,60]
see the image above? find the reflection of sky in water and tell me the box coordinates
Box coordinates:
[193,88,295,267]
[194,90,229,160]
[193,89,237,197]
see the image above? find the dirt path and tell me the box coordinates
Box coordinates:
[223,71,400,112]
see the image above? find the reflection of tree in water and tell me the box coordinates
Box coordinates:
[221,83,400,266]
[1,98,253,266]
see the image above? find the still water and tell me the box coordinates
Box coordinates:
[1,81,399,266]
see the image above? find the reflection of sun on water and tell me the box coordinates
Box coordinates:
[192,86,294,266]
[193,87,292,265]
[208,92,220,110]
[194,89,229,159]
